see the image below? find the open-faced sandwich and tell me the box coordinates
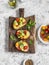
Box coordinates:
[15,40,29,52]
[16,30,30,39]
[13,17,26,30]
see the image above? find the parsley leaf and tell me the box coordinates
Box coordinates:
[10,34,16,41]
[29,39,33,44]
[27,19,36,30]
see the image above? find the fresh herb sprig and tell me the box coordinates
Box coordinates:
[29,39,33,44]
[10,34,16,41]
[27,19,36,30]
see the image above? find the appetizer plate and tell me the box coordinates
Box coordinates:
[9,8,36,53]
[38,24,49,44]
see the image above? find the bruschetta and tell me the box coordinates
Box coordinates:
[16,30,30,39]
[15,40,29,52]
[13,17,26,30]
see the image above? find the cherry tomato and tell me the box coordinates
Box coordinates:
[47,25,49,28]
[45,26,48,29]
[41,26,46,30]
[16,31,20,35]
[24,30,27,34]
[43,38,48,42]
[47,35,49,38]
[48,30,49,33]
[41,31,44,34]
[16,43,21,51]
[45,29,48,33]
[16,18,20,22]
[24,46,28,50]
[40,34,46,39]
[17,46,21,51]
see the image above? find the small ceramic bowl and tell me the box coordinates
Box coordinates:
[38,25,49,44]
[23,58,33,65]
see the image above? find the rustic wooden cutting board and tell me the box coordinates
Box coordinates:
[9,8,36,53]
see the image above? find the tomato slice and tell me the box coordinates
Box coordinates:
[16,31,20,35]
[24,46,28,50]
[16,18,20,22]
[45,29,48,33]
[16,43,21,51]
[17,46,21,51]
[24,30,27,34]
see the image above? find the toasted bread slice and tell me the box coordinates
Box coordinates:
[16,30,30,39]
[15,40,29,52]
[13,17,26,30]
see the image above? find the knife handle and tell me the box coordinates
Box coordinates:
[19,8,24,17]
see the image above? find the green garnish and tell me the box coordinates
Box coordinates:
[29,39,33,44]
[20,43,24,47]
[10,34,16,41]
[19,41,24,48]
[18,30,25,38]
[19,43,23,46]
[27,19,36,30]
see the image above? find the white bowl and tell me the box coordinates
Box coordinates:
[23,59,33,65]
[38,25,49,44]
